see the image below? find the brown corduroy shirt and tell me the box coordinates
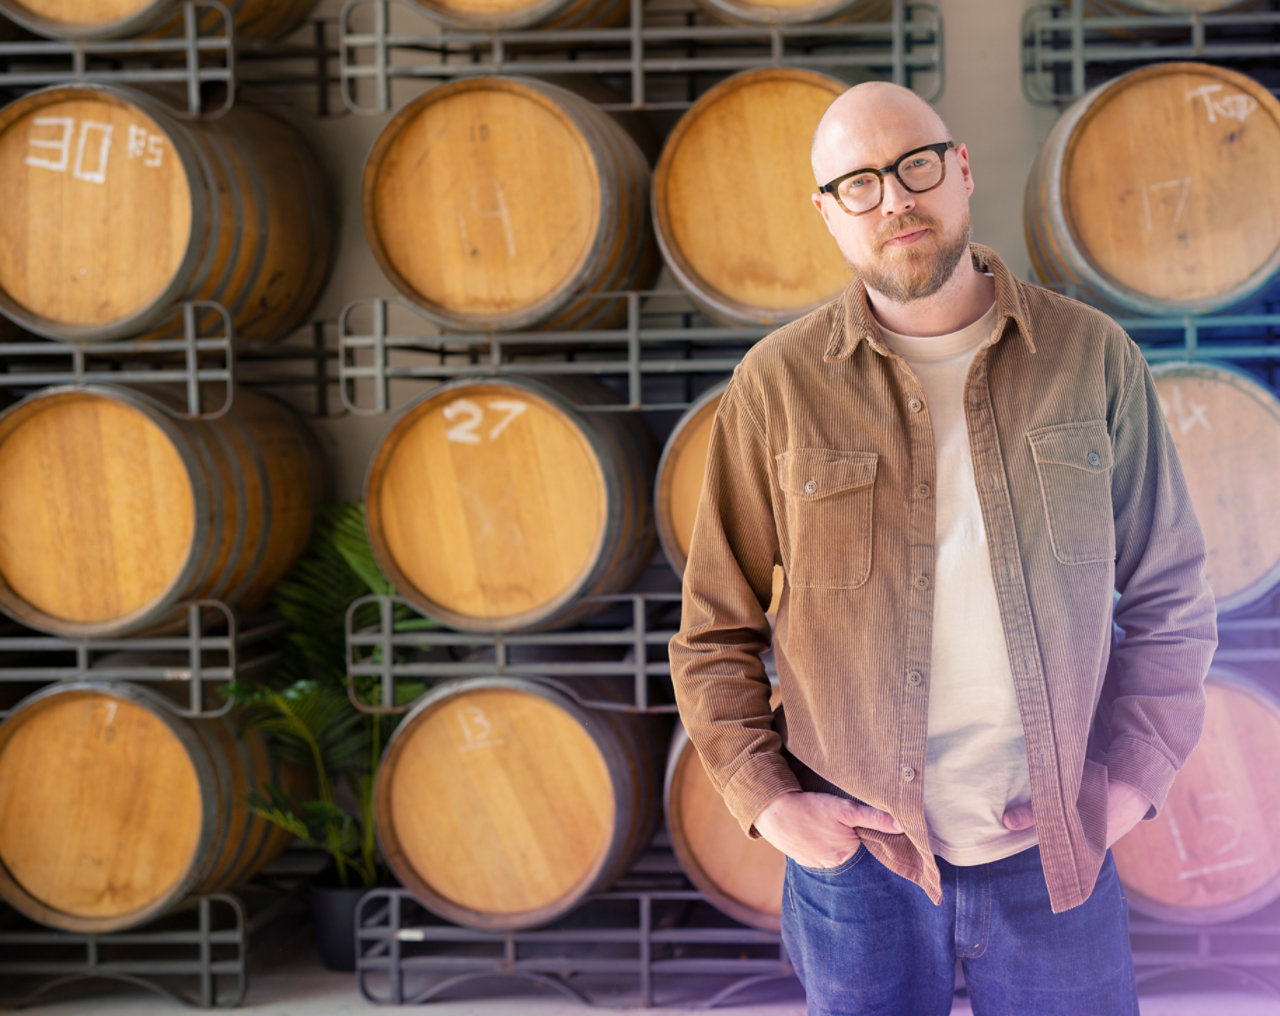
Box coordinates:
[668,244,1217,914]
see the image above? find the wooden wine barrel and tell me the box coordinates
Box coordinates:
[1113,667,1280,924]
[1024,62,1280,316]
[0,384,324,637]
[0,83,334,342]
[1149,361,1280,613]
[1087,0,1258,14]
[654,68,852,327]
[364,375,656,633]
[0,0,317,40]
[656,383,728,576]
[655,382,785,610]
[407,0,625,31]
[0,681,301,933]
[375,676,661,930]
[362,77,658,333]
[697,0,887,26]
[665,718,786,930]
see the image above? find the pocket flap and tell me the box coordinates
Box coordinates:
[1027,420,1113,473]
[776,449,878,499]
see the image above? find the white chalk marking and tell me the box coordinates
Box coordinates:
[1186,83,1258,124]
[486,400,528,440]
[469,180,517,258]
[1159,385,1211,435]
[443,398,484,444]
[72,121,113,184]
[457,704,503,750]
[25,116,74,172]
[1178,855,1257,881]
[1141,177,1192,233]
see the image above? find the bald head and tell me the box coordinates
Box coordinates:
[811,82,951,184]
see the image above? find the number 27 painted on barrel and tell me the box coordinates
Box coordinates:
[443,398,528,444]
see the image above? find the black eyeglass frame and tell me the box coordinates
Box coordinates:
[818,140,958,216]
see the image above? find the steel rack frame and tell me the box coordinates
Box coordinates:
[0,300,236,418]
[354,846,797,1009]
[1022,0,1280,106]
[339,291,766,414]
[0,304,342,421]
[1130,898,1280,997]
[337,0,944,115]
[353,856,1280,1008]
[0,883,305,1010]
[346,581,690,715]
[0,1,235,116]
[338,296,1280,414]
[0,600,284,720]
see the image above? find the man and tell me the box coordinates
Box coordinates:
[668,81,1217,1015]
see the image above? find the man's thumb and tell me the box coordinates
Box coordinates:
[1003,804,1035,831]
[846,801,903,834]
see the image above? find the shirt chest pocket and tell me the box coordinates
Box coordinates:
[1027,420,1115,566]
[775,449,878,589]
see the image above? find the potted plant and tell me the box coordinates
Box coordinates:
[229,501,433,970]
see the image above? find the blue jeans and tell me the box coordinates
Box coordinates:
[781,843,1138,1016]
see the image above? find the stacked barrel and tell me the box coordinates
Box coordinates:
[331,0,921,936]
[353,56,848,930]
[0,6,334,935]
[1025,40,1280,927]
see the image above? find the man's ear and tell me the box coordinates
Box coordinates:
[811,191,836,234]
[955,142,975,197]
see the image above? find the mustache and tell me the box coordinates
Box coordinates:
[877,214,939,248]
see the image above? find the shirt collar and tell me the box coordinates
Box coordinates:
[822,243,1037,363]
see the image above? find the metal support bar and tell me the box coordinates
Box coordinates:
[1023,1,1280,105]
[336,293,1280,414]
[0,1,236,114]
[0,892,255,1010]
[338,0,943,114]
[0,601,286,720]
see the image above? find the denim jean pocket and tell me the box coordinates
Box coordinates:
[795,843,867,876]
[1027,420,1115,566]
[776,448,877,589]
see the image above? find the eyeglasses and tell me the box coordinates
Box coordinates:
[818,141,957,215]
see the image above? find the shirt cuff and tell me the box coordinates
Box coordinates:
[722,752,804,838]
[1104,735,1179,818]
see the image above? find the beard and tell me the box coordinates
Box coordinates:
[845,210,972,303]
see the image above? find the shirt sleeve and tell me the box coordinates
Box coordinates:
[668,376,801,835]
[1104,337,1218,817]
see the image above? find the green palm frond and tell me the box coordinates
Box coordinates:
[332,503,395,596]
[231,499,439,888]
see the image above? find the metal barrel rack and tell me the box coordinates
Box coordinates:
[354,844,796,1009]
[1022,0,1280,106]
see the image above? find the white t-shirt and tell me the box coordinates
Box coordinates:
[878,300,1039,865]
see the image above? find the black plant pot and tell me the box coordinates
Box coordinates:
[310,873,368,972]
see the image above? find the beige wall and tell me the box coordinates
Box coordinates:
[933,0,1061,282]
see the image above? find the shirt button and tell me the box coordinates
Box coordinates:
[1087,450,1101,467]
[804,478,817,494]
[901,766,916,782]
[916,483,930,497]
[913,574,929,590]
[907,670,923,686]
[907,397,923,413]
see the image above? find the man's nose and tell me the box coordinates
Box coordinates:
[880,173,916,216]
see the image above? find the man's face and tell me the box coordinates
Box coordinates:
[810,109,975,304]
